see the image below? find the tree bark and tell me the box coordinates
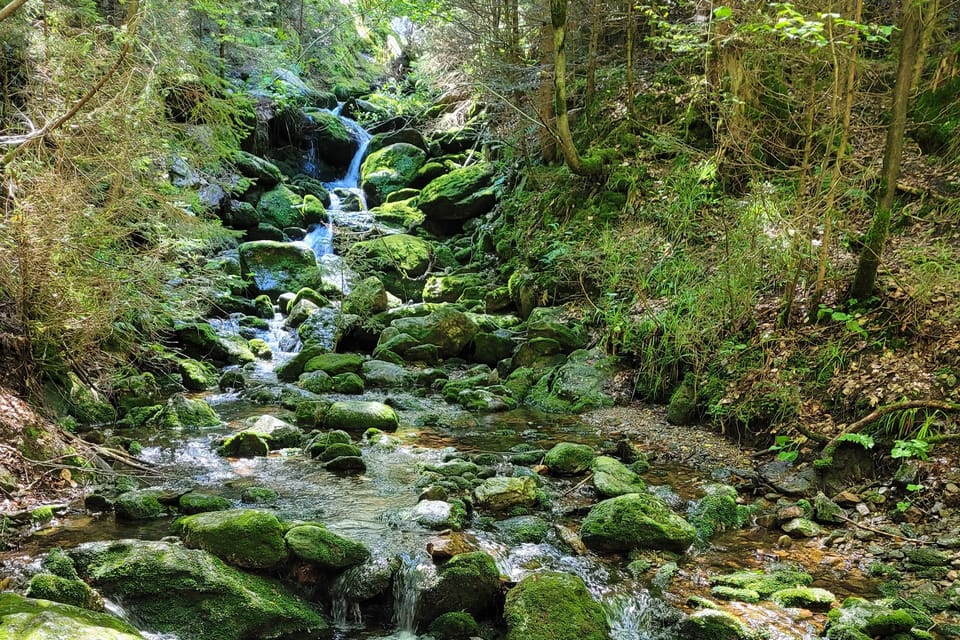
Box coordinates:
[537,15,558,163]
[849,0,923,300]
[584,0,602,104]
[0,0,28,23]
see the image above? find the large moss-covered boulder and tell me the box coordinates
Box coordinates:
[389,306,478,358]
[345,234,432,298]
[238,241,319,298]
[26,571,104,612]
[172,509,288,569]
[218,431,270,457]
[680,609,756,640]
[256,185,305,229]
[526,307,587,350]
[303,353,364,376]
[114,490,166,521]
[0,593,145,640]
[591,456,647,497]
[284,524,370,570]
[232,150,283,188]
[276,344,330,382]
[422,273,487,304]
[473,476,537,512]
[504,572,609,640]
[69,539,326,640]
[159,395,221,429]
[580,492,696,553]
[368,200,425,230]
[342,276,389,317]
[418,163,496,221]
[113,373,161,413]
[526,349,616,413]
[324,400,399,432]
[174,321,256,366]
[360,143,427,206]
[418,552,501,624]
[544,442,595,475]
[309,111,359,168]
[178,358,218,391]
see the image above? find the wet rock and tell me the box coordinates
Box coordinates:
[0,593,145,640]
[240,486,278,504]
[525,306,587,351]
[758,459,816,496]
[680,609,755,640]
[412,500,468,531]
[428,611,479,640]
[427,532,479,559]
[457,388,516,412]
[159,395,221,429]
[771,586,835,610]
[471,330,517,366]
[813,491,845,523]
[591,456,647,497]
[360,143,427,206]
[781,517,822,538]
[495,515,550,544]
[304,430,353,458]
[826,597,916,638]
[256,185,307,229]
[418,163,496,221]
[580,492,697,553]
[525,349,617,413]
[418,551,501,624]
[503,572,609,640]
[544,442,596,475]
[689,484,748,540]
[324,400,399,432]
[361,360,412,387]
[473,476,537,512]
[218,370,246,391]
[179,492,232,515]
[710,586,759,603]
[174,321,255,366]
[710,567,812,597]
[114,490,166,521]
[285,524,370,570]
[26,549,104,612]
[389,305,479,358]
[218,431,270,457]
[303,352,364,376]
[323,456,367,473]
[238,240,320,298]
[555,524,588,555]
[342,276,389,317]
[172,509,288,569]
[69,539,325,640]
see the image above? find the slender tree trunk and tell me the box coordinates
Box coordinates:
[849,0,924,300]
[551,0,602,175]
[625,0,636,120]
[808,0,863,318]
[537,16,558,163]
[0,0,28,23]
[506,0,520,62]
[584,0,602,104]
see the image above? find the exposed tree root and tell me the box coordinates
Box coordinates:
[823,400,960,451]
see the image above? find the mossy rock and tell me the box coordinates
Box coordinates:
[581,492,697,553]
[471,330,517,366]
[26,574,104,612]
[368,200,425,230]
[689,484,749,540]
[324,400,399,432]
[342,276,389,317]
[418,552,501,623]
[241,486,278,504]
[309,111,358,167]
[710,586,760,603]
[457,388,516,411]
[771,587,835,610]
[288,287,330,313]
[172,509,288,569]
[174,321,255,366]
[298,371,335,394]
[681,609,757,640]
[68,539,326,640]
[276,344,330,382]
[253,294,275,318]
[62,373,117,424]
[331,373,365,394]
[495,515,550,544]
[428,611,480,640]
[284,524,370,570]
[525,349,617,413]
[0,593,144,639]
[591,456,647,497]
[411,499,469,531]
[710,567,813,597]
[544,442,596,475]
[418,163,496,221]
[232,150,283,187]
[423,273,488,304]
[346,234,432,298]
[178,359,218,391]
[238,240,320,298]
[474,476,537,511]
[179,492,232,515]
[256,185,304,230]
[389,306,479,358]
[113,373,161,413]
[159,395,221,429]
[303,353,364,376]
[41,548,79,580]
[360,143,427,206]
[525,306,587,350]
[114,490,166,521]
[667,373,698,426]
[504,572,609,640]
[317,442,362,461]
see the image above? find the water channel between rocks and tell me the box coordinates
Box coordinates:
[1,108,881,640]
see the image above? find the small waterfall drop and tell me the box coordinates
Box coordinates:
[392,551,436,637]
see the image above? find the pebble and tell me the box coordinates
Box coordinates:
[856,503,871,516]
[946,483,959,494]
[777,535,792,548]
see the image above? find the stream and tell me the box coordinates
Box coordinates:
[0,108,884,640]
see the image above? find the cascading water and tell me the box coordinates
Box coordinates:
[392,551,436,638]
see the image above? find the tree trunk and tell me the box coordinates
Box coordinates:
[537,16,558,163]
[849,0,924,300]
[625,0,636,120]
[584,0,602,104]
[551,0,602,175]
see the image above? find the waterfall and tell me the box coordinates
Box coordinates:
[392,551,435,636]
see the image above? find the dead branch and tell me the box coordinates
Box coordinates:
[823,399,960,451]
[0,0,28,23]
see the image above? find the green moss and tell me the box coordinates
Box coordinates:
[710,586,760,603]
[418,163,496,221]
[31,506,54,525]
[68,539,325,640]
[504,572,609,640]
[284,524,370,569]
[0,593,143,639]
[825,624,872,640]
[114,490,165,521]
[256,185,304,229]
[591,456,646,497]
[26,573,104,611]
[172,509,288,569]
[580,492,697,553]
[324,400,399,432]
[905,548,950,567]
[771,587,836,610]
[544,442,596,475]
[710,567,813,597]
[683,609,758,640]
[428,611,480,639]
[303,352,363,376]
[863,610,916,636]
[360,143,427,205]
[42,548,79,580]
[178,359,218,391]
[179,493,232,515]
[689,484,750,540]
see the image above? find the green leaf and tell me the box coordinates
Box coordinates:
[836,433,874,449]
[713,6,733,20]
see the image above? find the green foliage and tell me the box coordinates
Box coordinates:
[890,438,930,461]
